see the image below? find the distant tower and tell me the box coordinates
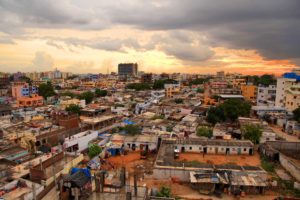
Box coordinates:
[118,63,138,77]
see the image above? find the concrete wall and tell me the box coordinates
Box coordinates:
[64,131,98,152]
[153,167,193,182]
[267,141,300,152]
[279,153,300,182]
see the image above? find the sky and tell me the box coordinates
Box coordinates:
[0,0,299,75]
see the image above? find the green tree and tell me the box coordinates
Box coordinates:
[95,89,108,97]
[61,91,76,98]
[166,125,173,132]
[242,124,262,144]
[196,88,204,93]
[196,127,213,138]
[153,79,178,90]
[220,99,251,122]
[174,98,183,104]
[244,74,276,86]
[156,186,172,198]
[126,83,151,91]
[153,80,165,90]
[88,144,102,159]
[65,104,81,114]
[293,107,300,123]
[151,115,165,120]
[122,124,141,135]
[67,75,78,80]
[207,106,225,124]
[189,78,210,85]
[258,74,276,86]
[38,82,56,99]
[78,91,94,104]
[19,76,32,85]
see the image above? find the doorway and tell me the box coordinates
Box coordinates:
[181,146,185,152]
[226,148,230,155]
[203,147,207,154]
[249,148,253,155]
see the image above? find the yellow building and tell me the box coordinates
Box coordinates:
[241,85,257,101]
[285,85,300,111]
[164,83,181,98]
[232,78,246,88]
[59,97,86,109]
[81,81,95,88]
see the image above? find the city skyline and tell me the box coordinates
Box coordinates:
[0,0,299,75]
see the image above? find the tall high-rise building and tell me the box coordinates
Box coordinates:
[118,63,138,77]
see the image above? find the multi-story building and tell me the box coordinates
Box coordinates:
[0,72,10,86]
[16,94,43,107]
[256,84,276,106]
[25,72,41,81]
[275,70,300,112]
[232,78,246,88]
[11,82,43,108]
[275,77,297,108]
[141,73,152,84]
[11,82,38,98]
[285,85,300,112]
[241,84,257,102]
[164,83,181,98]
[118,63,138,77]
[216,71,225,79]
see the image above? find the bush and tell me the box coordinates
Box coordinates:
[65,104,81,114]
[123,124,141,135]
[156,186,171,198]
[151,115,165,120]
[261,157,275,172]
[197,88,204,93]
[61,91,76,98]
[174,98,183,104]
[78,91,94,104]
[196,127,213,138]
[95,89,108,97]
[88,144,102,159]
[126,83,151,91]
[242,124,262,144]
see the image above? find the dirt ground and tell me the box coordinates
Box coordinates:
[106,151,155,174]
[178,152,261,166]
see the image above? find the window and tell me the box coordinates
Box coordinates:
[189,146,192,150]
[221,148,224,151]
[175,146,178,149]
[199,147,202,150]
[244,148,247,151]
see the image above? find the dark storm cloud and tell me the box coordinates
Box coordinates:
[0,0,299,61]
[106,0,300,60]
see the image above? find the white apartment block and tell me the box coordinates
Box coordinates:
[257,85,276,106]
[275,78,296,108]
[285,85,300,112]
[275,77,300,112]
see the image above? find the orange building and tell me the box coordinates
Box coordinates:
[241,85,257,102]
[16,94,44,108]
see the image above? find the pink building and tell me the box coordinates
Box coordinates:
[11,82,39,98]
